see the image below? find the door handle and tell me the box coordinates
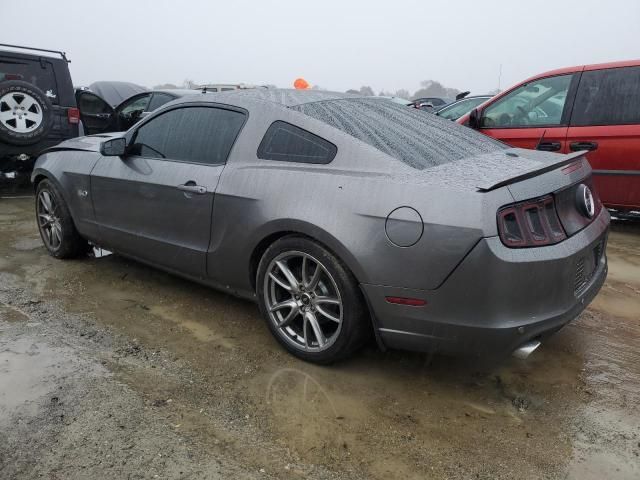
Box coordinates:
[570,141,598,152]
[177,182,207,194]
[536,141,561,152]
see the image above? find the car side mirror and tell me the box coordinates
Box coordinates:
[468,108,481,129]
[100,137,127,156]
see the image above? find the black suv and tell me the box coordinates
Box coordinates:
[0,44,79,187]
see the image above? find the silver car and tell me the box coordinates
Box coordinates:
[31,89,609,364]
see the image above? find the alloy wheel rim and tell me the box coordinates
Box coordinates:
[264,251,343,352]
[0,92,44,133]
[37,190,62,250]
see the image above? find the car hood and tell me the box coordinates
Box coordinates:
[401,148,585,192]
[87,81,148,108]
[41,133,123,154]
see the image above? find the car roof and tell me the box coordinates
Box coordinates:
[0,44,69,62]
[210,88,361,107]
[519,59,640,83]
[154,88,203,96]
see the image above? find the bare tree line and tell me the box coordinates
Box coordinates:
[151,79,497,100]
[346,80,461,100]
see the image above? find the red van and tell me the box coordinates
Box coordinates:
[459,60,640,212]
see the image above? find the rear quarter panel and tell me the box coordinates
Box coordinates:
[207,106,513,295]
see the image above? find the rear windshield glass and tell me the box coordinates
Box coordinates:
[293,98,505,169]
[0,57,59,104]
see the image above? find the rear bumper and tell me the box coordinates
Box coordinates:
[362,208,610,357]
[1,132,77,184]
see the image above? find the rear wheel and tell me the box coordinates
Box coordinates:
[257,236,369,364]
[35,179,89,259]
[0,80,52,145]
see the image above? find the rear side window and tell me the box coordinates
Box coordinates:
[130,106,246,165]
[571,66,640,126]
[257,121,337,164]
[0,57,58,104]
[147,92,175,111]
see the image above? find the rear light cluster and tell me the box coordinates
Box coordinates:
[497,195,566,248]
[67,107,80,125]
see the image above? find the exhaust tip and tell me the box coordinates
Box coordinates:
[513,340,541,360]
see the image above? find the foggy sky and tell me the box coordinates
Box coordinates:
[2,0,639,95]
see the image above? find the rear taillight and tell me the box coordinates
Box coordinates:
[67,107,80,124]
[497,195,566,248]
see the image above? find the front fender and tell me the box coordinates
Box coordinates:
[31,151,101,239]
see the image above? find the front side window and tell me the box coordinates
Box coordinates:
[481,74,573,128]
[257,121,337,164]
[120,94,151,116]
[130,106,246,164]
[571,66,640,126]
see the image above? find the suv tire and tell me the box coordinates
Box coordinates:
[0,80,53,146]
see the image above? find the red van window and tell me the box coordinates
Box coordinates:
[480,74,573,128]
[571,66,640,126]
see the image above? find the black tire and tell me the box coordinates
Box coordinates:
[256,235,370,364]
[0,80,53,146]
[35,179,89,259]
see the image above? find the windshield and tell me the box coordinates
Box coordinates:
[437,97,490,120]
[387,96,413,105]
[294,97,506,170]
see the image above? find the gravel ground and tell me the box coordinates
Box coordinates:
[0,194,639,479]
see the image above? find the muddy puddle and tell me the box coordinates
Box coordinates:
[0,337,78,419]
[1,197,639,479]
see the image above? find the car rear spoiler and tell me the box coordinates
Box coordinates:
[476,151,586,192]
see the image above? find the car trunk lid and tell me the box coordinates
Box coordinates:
[469,149,585,192]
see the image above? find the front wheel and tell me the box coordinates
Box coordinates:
[256,236,369,364]
[35,179,89,259]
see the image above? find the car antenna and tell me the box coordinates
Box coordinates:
[535,129,547,151]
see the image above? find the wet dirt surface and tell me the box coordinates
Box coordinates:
[0,195,639,479]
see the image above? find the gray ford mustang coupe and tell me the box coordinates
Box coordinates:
[31,89,609,364]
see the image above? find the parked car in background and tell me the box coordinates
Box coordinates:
[375,95,414,106]
[199,83,259,92]
[436,95,492,121]
[0,44,79,185]
[459,60,640,212]
[413,92,471,112]
[31,89,608,364]
[79,81,147,107]
[412,96,454,110]
[76,83,203,134]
